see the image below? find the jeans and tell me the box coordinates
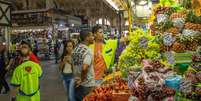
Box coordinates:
[63,73,74,101]
[0,69,10,93]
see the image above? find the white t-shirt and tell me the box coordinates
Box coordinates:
[72,43,96,87]
[63,63,72,74]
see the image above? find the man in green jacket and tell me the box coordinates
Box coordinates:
[10,41,42,101]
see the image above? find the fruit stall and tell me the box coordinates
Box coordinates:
[83,0,201,101]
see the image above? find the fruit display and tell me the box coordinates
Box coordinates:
[191,63,201,71]
[129,60,175,101]
[119,28,161,69]
[150,4,201,53]
[170,12,187,20]
[195,86,201,97]
[154,6,172,15]
[184,22,201,32]
[172,42,186,53]
[166,27,179,35]
[178,69,201,100]
[83,77,130,101]
[184,70,198,84]
[185,41,199,51]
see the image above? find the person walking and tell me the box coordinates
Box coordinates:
[33,40,39,57]
[0,38,10,94]
[54,39,60,64]
[59,40,75,101]
[10,40,42,101]
[72,29,96,101]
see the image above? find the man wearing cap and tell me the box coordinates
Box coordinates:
[17,41,40,65]
[10,40,42,101]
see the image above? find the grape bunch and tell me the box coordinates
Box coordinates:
[192,54,201,62]
[191,64,201,71]
[185,70,198,84]
[163,86,176,97]
[179,79,194,96]
[150,60,165,70]
[195,87,201,96]
[196,72,201,81]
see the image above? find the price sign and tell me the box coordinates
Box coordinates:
[166,51,174,64]
[128,71,141,89]
[163,33,174,46]
[139,37,148,48]
[157,14,168,24]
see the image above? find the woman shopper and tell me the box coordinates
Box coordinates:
[59,40,75,101]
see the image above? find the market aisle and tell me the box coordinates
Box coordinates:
[40,60,67,101]
[0,60,67,101]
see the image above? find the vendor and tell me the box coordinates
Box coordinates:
[90,25,125,84]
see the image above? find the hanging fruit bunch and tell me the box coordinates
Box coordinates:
[172,42,186,53]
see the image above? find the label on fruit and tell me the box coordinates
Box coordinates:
[139,37,148,48]
[163,33,174,46]
[166,51,174,64]
[157,14,168,24]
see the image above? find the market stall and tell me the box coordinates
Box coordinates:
[83,0,201,101]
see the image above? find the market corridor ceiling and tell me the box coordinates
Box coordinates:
[6,0,127,18]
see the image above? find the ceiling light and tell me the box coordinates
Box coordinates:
[139,0,148,5]
[105,0,119,11]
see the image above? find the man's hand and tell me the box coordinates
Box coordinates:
[74,77,81,87]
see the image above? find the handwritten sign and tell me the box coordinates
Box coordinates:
[163,33,174,46]
[139,37,148,48]
[157,14,168,24]
[166,51,174,64]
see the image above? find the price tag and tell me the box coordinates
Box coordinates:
[139,37,148,48]
[128,71,141,89]
[166,51,174,64]
[163,33,174,46]
[157,14,168,24]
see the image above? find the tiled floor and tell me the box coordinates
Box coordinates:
[0,60,67,101]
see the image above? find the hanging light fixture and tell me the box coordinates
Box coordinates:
[138,0,148,5]
[105,0,120,11]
